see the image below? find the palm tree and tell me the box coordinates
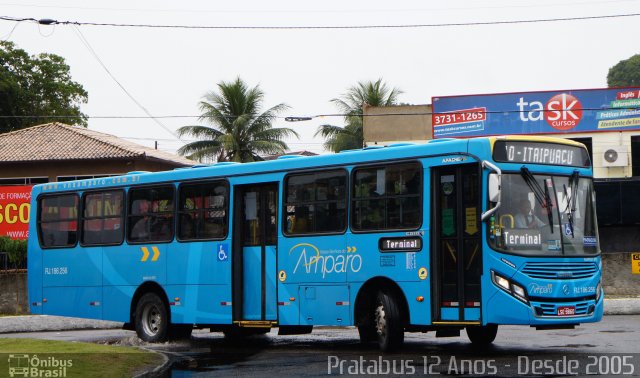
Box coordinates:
[315,79,402,152]
[177,77,298,162]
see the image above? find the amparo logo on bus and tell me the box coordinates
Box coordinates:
[517,93,583,131]
[290,243,362,278]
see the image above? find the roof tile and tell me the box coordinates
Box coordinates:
[0,123,195,166]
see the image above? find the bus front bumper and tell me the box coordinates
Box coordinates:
[484,287,604,326]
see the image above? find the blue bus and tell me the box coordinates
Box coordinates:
[28,136,602,351]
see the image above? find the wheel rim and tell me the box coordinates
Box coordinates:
[375,302,386,339]
[142,303,162,336]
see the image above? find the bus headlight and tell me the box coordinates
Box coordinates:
[492,270,528,304]
[512,283,526,300]
[595,281,602,302]
[492,272,510,291]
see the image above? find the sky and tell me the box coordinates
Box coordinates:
[2,0,639,156]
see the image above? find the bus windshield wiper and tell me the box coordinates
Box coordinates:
[563,171,580,238]
[542,180,554,231]
[520,167,545,208]
[520,167,554,232]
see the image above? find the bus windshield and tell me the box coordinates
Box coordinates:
[489,171,599,256]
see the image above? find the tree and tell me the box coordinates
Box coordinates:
[607,54,640,87]
[0,41,88,133]
[315,79,402,152]
[177,77,298,162]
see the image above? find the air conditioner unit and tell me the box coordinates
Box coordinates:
[602,145,629,167]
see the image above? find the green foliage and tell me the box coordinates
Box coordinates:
[0,338,163,376]
[607,54,640,87]
[177,77,298,163]
[0,41,88,133]
[0,236,27,267]
[316,79,402,152]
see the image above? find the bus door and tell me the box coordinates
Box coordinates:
[233,183,278,323]
[432,163,482,323]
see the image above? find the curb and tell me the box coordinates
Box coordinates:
[133,347,171,378]
[603,298,640,315]
[0,315,122,333]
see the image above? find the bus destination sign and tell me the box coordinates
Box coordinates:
[493,141,590,167]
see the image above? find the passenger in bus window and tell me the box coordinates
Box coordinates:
[131,199,151,240]
[514,198,544,228]
[179,214,195,239]
[291,206,309,233]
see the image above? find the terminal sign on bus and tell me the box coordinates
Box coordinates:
[493,141,590,167]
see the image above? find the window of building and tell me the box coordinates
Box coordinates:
[352,162,422,231]
[177,181,228,240]
[81,190,124,245]
[0,177,48,185]
[38,194,79,248]
[127,186,175,243]
[567,137,593,165]
[284,170,347,235]
[631,135,640,177]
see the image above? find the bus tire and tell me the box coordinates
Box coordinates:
[135,293,169,343]
[357,323,377,344]
[375,291,404,352]
[466,324,498,345]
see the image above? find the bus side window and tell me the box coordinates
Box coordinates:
[127,186,175,243]
[352,162,422,231]
[284,170,347,235]
[38,194,79,248]
[177,181,229,241]
[81,190,124,246]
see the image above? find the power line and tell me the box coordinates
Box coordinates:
[0,19,18,40]
[1,12,640,30]
[1,106,637,120]
[1,0,637,14]
[70,24,181,140]
[121,136,325,144]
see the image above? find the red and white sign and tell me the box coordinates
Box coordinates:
[557,306,576,316]
[0,186,32,239]
[433,107,487,126]
[616,90,640,100]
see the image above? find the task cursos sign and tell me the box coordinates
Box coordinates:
[0,186,32,239]
[432,87,640,138]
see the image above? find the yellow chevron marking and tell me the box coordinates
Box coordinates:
[151,246,160,262]
[140,247,150,262]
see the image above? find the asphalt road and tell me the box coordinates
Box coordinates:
[2,315,639,377]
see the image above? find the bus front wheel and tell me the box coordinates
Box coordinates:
[375,291,404,352]
[466,324,498,345]
[135,293,169,343]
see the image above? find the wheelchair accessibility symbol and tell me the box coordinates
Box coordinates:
[563,223,573,236]
[217,243,229,261]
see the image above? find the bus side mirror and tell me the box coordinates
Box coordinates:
[488,173,500,203]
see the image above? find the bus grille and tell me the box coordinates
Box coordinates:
[534,302,592,317]
[522,262,598,280]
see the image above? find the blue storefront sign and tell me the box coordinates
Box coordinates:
[431,87,640,138]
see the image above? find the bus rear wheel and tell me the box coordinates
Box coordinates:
[374,291,404,352]
[135,293,169,343]
[466,324,498,345]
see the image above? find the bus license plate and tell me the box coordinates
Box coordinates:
[557,306,575,316]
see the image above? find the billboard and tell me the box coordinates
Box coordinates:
[0,186,32,240]
[432,87,640,138]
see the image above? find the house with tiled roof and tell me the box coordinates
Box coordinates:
[0,123,195,184]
